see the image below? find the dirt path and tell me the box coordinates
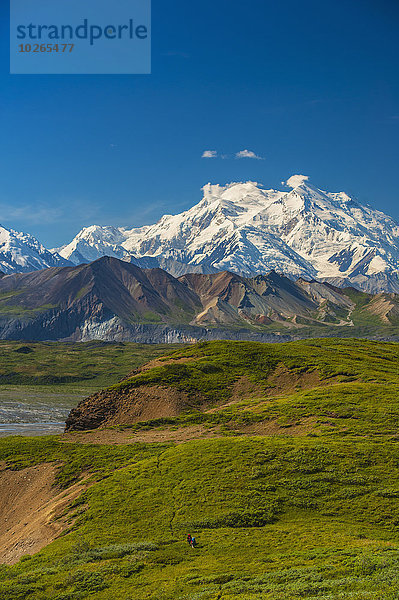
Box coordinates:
[0,463,86,565]
[63,424,222,445]
[63,415,320,445]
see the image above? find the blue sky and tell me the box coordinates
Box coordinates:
[0,0,398,247]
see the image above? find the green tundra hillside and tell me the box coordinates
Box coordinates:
[1,339,399,600]
[66,338,399,437]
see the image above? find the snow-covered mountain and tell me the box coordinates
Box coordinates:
[52,225,131,265]
[0,225,70,274]
[56,176,399,289]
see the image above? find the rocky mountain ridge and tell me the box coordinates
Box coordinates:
[0,256,398,342]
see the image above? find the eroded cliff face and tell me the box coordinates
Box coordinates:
[65,385,198,432]
[0,311,293,344]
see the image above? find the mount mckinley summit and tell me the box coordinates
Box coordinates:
[1,175,399,294]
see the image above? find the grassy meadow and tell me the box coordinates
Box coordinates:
[0,341,182,391]
[0,341,183,433]
[0,339,399,599]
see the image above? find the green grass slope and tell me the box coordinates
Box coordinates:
[1,339,399,599]
[71,338,399,437]
[0,340,182,391]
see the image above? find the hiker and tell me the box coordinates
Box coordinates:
[191,536,196,548]
[187,534,192,546]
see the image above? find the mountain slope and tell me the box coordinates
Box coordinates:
[0,225,70,274]
[3,340,399,599]
[0,256,397,342]
[52,225,131,265]
[57,177,399,290]
[4,177,399,293]
[177,270,351,326]
[0,257,202,341]
[65,338,399,432]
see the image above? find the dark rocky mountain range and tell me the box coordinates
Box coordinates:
[0,256,398,342]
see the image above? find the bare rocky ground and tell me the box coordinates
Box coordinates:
[0,462,87,565]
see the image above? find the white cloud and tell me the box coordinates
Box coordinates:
[285,174,309,188]
[235,149,263,160]
[202,149,264,160]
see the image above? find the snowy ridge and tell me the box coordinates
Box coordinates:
[0,225,70,274]
[2,176,399,292]
[56,176,399,288]
[53,225,131,265]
